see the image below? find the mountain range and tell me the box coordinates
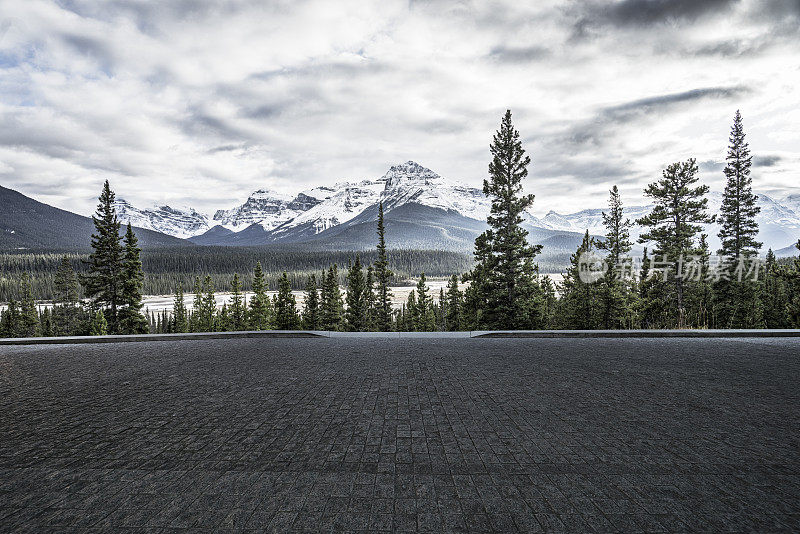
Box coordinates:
[2,161,798,261]
[112,160,800,256]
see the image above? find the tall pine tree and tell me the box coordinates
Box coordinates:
[374,202,394,331]
[173,283,189,333]
[320,265,344,331]
[302,274,320,330]
[597,186,635,329]
[83,181,124,331]
[464,110,543,329]
[19,273,41,338]
[345,256,368,331]
[228,273,247,331]
[715,110,762,328]
[636,159,714,327]
[117,223,149,335]
[248,262,272,330]
[414,273,435,331]
[275,272,299,330]
[445,274,463,331]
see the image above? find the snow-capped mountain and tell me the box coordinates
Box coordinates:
[114,199,210,239]
[115,160,800,254]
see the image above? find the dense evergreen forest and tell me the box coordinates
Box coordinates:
[2,110,800,338]
[0,247,472,301]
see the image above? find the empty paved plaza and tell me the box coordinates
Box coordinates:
[0,337,798,532]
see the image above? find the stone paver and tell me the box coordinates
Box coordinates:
[0,337,798,532]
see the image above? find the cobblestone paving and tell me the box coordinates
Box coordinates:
[0,337,799,532]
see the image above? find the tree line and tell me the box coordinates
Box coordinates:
[2,110,800,337]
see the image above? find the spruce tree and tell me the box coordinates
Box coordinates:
[374,202,394,331]
[786,240,800,328]
[83,181,124,331]
[685,234,714,328]
[191,277,203,332]
[248,262,272,330]
[414,273,435,331]
[1,299,20,338]
[636,158,714,327]
[539,275,558,328]
[445,274,463,331]
[19,273,40,338]
[558,231,601,330]
[117,224,149,335]
[173,284,189,333]
[90,309,108,336]
[597,186,635,329]
[405,290,418,332]
[762,249,790,328]
[464,110,543,329]
[364,265,377,331]
[275,272,299,330]
[228,273,247,331]
[302,274,320,330]
[218,303,230,331]
[40,308,53,337]
[345,256,367,331]
[53,255,82,336]
[715,110,762,328]
[320,265,344,331]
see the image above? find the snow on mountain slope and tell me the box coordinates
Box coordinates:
[114,199,210,239]
[379,161,491,220]
[271,180,384,236]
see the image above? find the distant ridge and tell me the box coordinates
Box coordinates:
[0,185,190,250]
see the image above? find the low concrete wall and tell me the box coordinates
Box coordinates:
[2,329,800,345]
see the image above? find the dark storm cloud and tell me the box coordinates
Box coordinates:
[601,86,750,122]
[487,45,551,63]
[754,155,783,168]
[60,33,117,72]
[573,0,739,31]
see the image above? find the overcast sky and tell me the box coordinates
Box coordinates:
[0,0,798,216]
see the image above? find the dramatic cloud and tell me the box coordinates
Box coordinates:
[0,0,797,217]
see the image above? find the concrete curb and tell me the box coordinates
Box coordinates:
[471,329,800,338]
[2,329,800,345]
[0,330,328,345]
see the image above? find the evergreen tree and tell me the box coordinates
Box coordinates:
[786,240,800,328]
[228,273,247,331]
[558,231,601,329]
[117,224,148,335]
[636,158,714,327]
[364,265,377,331]
[90,309,108,336]
[345,256,368,331]
[320,265,344,331]
[762,249,790,328]
[597,186,635,329]
[275,272,300,330]
[191,277,203,332]
[405,290,418,332]
[52,256,82,336]
[464,110,543,329]
[437,287,446,331]
[173,284,189,333]
[218,303,230,331]
[83,181,124,331]
[539,275,558,328]
[414,273,435,331]
[715,111,762,328]
[248,262,272,330]
[685,234,714,328]
[1,299,20,338]
[445,274,463,331]
[302,274,320,330]
[40,307,53,337]
[374,202,394,331]
[18,273,40,338]
[193,276,216,332]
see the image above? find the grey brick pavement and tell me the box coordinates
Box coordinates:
[0,337,798,532]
